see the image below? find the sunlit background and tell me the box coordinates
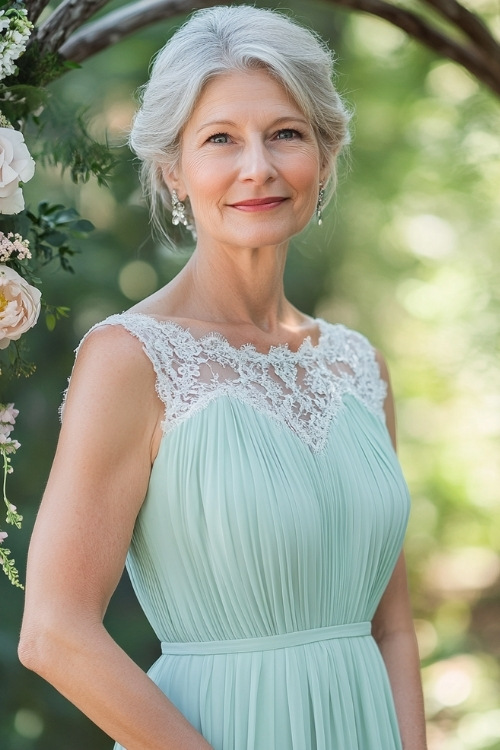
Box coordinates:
[1,2,499,749]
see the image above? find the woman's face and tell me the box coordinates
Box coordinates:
[165,68,324,250]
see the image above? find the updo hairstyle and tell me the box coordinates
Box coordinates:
[129,4,351,243]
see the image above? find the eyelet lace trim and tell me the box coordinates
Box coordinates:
[67,312,387,453]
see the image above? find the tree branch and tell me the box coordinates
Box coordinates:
[25,0,52,24]
[422,0,500,58]
[325,0,500,97]
[59,0,224,63]
[35,0,111,54]
[46,0,500,99]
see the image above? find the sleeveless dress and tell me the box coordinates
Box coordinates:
[79,312,410,750]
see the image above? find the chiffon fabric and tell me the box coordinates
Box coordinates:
[81,313,410,750]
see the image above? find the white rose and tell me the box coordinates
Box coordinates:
[0,128,35,215]
[0,265,41,348]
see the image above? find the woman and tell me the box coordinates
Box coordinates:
[19,6,427,750]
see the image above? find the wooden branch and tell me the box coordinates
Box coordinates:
[59,0,223,63]
[25,0,52,24]
[53,0,500,99]
[325,0,500,97]
[35,0,111,54]
[422,0,500,58]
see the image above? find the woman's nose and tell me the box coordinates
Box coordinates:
[238,139,277,183]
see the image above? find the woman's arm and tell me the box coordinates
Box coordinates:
[372,553,427,750]
[372,352,428,750]
[18,325,212,750]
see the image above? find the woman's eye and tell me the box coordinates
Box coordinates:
[208,133,230,144]
[276,129,300,140]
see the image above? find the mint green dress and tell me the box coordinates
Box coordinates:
[86,312,409,750]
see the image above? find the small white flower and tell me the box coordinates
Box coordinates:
[0,435,21,452]
[0,8,33,82]
[0,403,19,425]
[0,231,31,260]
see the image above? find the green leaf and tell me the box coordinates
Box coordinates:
[45,313,56,332]
[43,231,68,246]
[59,256,75,273]
[53,208,80,224]
[38,202,64,216]
[72,219,94,233]
[0,545,24,589]
[62,61,81,71]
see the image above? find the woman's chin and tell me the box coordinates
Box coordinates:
[197,220,307,251]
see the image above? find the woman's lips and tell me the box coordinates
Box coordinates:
[229,197,287,211]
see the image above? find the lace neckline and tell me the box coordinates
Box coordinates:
[71,311,387,453]
[124,312,328,359]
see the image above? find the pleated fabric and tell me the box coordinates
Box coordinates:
[94,314,411,750]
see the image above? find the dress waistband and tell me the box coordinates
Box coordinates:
[161,621,371,655]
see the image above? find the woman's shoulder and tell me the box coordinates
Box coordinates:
[72,313,160,379]
[60,313,163,423]
[78,310,165,346]
[322,319,389,380]
[318,318,390,418]
[318,318,380,362]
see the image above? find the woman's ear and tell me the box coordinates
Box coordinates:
[319,160,331,187]
[161,163,187,201]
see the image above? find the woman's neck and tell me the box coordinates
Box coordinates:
[175,241,295,332]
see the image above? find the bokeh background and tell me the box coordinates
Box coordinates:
[1,1,499,748]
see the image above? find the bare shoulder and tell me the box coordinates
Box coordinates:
[70,322,155,390]
[76,320,149,362]
[62,323,162,447]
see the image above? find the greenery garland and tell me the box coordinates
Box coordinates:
[0,0,114,587]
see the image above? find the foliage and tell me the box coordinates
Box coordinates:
[34,99,116,186]
[0,402,22,586]
[0,2,498,749]
[25,202,95,273]
[0,1,106,584]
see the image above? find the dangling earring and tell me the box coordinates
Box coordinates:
[171,189,188,227]
[316,183,325,226]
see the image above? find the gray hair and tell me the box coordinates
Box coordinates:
[129,4,351,244]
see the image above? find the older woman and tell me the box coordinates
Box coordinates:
[19,5,427,750]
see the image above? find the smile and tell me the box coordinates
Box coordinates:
[229,197,287,212]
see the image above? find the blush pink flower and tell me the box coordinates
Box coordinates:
[0,531,7,543]
[0,265,41,348]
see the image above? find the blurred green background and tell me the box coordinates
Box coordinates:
[1,2,500,749]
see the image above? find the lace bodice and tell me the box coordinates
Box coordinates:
[71,312,387,453]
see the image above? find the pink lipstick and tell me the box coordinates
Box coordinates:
[230,197,286,211]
